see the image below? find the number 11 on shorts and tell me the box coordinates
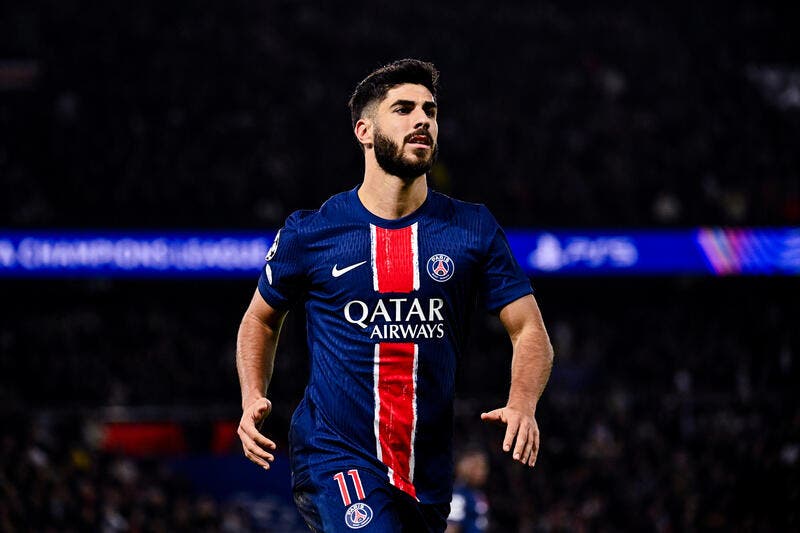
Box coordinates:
[333,469,366,506]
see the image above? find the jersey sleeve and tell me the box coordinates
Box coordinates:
[478,205,533,313]
[257,212,308,310]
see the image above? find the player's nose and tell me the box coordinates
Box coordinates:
[412,109,431,129]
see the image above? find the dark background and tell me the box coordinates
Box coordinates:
[1,1,798,531]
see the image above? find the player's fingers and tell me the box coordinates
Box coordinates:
[243,445,273,469]
[512,419,528,461]
[480,408,505,424]
[528,428,540,467]
[240,416,277,448]
[249,444,275,464]
[245,444,274,466]
[503,415,521,454]
[238,420,277,451]
[250,429,277,451]
[238,430,275,466]
[238,419,277,453]
[240,404,277,451]
[520,426,535,465]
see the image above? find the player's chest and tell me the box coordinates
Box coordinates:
[305,221,481,300]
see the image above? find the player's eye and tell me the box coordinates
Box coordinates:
[395,107,411,114]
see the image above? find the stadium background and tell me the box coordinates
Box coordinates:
[1,1,798,531]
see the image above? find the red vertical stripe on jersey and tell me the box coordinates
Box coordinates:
[373,225,415,293]
[375,342,417,498]
[370,223,420,497]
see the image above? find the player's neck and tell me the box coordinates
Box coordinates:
[359,166,427,220]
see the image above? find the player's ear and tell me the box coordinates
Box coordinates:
[354,117,373,150]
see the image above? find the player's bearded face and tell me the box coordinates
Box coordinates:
[373,127,438,180]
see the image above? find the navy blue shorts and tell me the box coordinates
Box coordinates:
[292,466,449,532]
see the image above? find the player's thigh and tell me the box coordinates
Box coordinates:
[294,466,402,532]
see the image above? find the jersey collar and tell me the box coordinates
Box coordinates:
[348,185,435,228]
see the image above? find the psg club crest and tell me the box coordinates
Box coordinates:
[427,254,454,282]
[344,502,373,529]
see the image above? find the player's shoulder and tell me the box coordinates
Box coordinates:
[317,188,353,219]
[429,190,496,225]
[283,189,352,233]
[284,208,317,228]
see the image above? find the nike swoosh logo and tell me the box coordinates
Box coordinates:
[332,261,367,277]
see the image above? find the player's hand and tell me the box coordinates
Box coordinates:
[480,405,540,467]
[238,397,277,470]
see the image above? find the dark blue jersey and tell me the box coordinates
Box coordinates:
[257,187,532,504]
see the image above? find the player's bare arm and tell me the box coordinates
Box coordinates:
[481,294,553,467]
[236,289,287,470]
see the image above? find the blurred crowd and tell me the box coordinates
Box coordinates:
[459,277,798,531]
[0,417,262,532]
[1,278,797,531]
[0,281,242,411]
[0,419,219,532]
[2,1,799,229]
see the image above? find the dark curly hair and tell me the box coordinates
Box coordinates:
[347,59,440,128]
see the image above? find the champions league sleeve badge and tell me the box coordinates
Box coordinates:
[263,229,282,285]
[344,502,373,529]
[265,229,282,262]
[426,254,454,282]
